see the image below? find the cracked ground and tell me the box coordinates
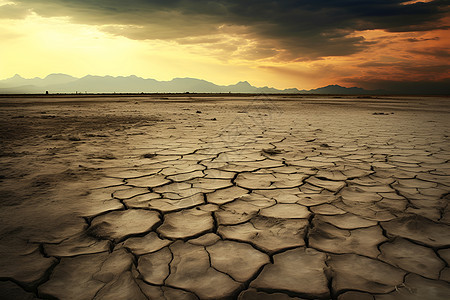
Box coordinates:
[0,95,449,299]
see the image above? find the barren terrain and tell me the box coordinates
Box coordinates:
[0,94,449,299]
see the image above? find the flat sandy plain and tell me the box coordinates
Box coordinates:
[0,94,449,300]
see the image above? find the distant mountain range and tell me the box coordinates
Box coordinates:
[0,74,385,94]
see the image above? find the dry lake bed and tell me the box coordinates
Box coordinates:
[0,94,449,299]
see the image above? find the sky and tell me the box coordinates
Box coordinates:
[0,0,449,92]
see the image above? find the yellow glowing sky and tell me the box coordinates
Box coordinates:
[0,0,449,90]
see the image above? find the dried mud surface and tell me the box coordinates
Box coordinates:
[0,94,449,299]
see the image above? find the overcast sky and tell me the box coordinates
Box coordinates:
[0,0,449,92]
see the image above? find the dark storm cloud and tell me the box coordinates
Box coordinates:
[7,0,450,60]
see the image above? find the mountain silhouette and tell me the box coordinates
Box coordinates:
[0,74,384,94]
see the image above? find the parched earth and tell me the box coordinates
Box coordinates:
[0,95,449,299]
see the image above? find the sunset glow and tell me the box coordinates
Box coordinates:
[0,0,449,91]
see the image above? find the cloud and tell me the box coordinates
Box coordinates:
[354,60,450,82]
[347,78,450,94]
[406,36,440,42]
[409,47,450,58]
[343,58,450,93]
[7,0,450,60]
[0,2,30,19]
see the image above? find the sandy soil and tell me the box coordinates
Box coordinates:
[0,94,449,299]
